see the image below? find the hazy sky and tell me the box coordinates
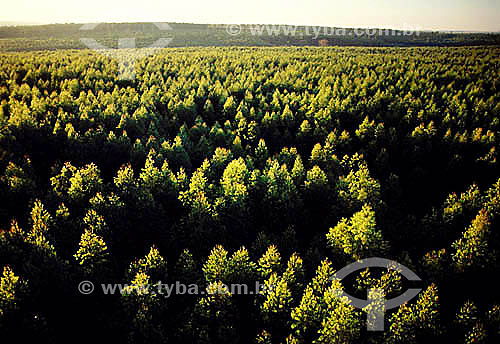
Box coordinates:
[2,0,500,31]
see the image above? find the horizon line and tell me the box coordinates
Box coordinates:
[1,20,499,34]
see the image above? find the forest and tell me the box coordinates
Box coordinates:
[0,45,500,343]
[1,22,500,51]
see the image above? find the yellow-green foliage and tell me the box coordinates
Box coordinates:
[74,229,109,274]
[452,209,491,271]
[0,266,24,318]
[327,204,389,260]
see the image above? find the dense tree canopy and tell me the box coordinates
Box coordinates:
[0,46,500,343]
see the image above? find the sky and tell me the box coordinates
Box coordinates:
[2,0,500,32]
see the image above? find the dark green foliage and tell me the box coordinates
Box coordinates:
[0,46,500,343]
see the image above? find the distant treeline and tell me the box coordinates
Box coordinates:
[0,22,499,51]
